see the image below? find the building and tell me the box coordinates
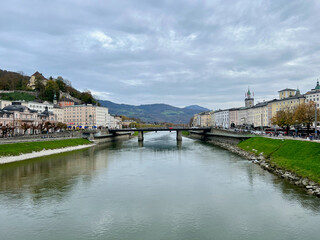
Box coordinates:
[229,108,240,128]
[214,109,229,128]
[58,98,75,107]
[96,106,111,128]
[38,106,57,123]
[27,101,54,113]
[122,120,136,128]
[0,109,14,127]
[279,88,297,100]
[27,72,48,90]
[269,89,305,124]
[252,101,269,129]
[0,100,13,109]
[245,88,254,107]
[53,106,64,123]
[202,111,212,127]
[210,111,215,127]
[305,80,320,108]
[2,102,39,135]
[63,104,111,129]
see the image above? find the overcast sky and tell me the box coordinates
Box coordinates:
[1,0,320,109]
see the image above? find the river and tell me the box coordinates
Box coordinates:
[0,132,320,240]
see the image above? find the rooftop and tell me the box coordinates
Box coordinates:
[278,88,296,92]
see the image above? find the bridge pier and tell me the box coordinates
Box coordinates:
[89,133,94,141]
[138,131,144,142]
[176,130,182,141]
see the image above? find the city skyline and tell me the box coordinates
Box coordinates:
[1,0,320,109]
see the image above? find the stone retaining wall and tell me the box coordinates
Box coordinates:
[0,131,83,144]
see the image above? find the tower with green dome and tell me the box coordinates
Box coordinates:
[245,87,254,107]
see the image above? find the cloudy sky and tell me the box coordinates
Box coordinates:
[1,0,320,109]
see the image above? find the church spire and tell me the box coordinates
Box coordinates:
[247,87,251,98]
[316,79,320,90]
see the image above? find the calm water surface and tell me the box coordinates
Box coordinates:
[1,132,320,240]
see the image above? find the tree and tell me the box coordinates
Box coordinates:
[294,102,320,134]
[56,78,67,92]
[271,108,294,135]
[80,91,97,104]
[20,123,31,134]
[43,80,59,101]
[56,122,67,131]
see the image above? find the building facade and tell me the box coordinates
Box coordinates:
[214,109,229,128]
[305,81,320,108]
[63,104,113,128]
[28,101,54,113]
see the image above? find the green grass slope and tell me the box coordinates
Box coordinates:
[238,137,320,183]
[0,138,91,157]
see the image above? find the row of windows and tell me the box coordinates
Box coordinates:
[306,94,319,98]
[276,100,299,105]
[306,98,319,102]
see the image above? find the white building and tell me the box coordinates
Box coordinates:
[0,100,13,109]
[96,106,110,127]
[214,109,229,128]
[305,80,320,108]
[28,101,54,113]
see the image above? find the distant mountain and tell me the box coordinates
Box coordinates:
[184,105,210,112]
[99,100,205,124]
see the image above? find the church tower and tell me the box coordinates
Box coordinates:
[245,88,254,107]
[53,92,58,105]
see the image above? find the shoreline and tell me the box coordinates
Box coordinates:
[0,144,96,164]
[186,134,320,198]
[209,140,320,198]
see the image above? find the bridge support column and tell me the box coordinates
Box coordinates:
[89,133,94,141]
[138,131,144,142]
[176,130,182,141]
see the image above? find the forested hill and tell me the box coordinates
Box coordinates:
[99,100,208,124]
[0,69,97,104]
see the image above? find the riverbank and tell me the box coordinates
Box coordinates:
[0,138,94,164]
[210,137,320,197]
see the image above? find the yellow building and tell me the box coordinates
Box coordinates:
[279,88,296,99]
[252,102,269,128]
[268,89,305,126]
[27,72,48,90]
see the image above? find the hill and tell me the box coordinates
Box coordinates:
[184,105,209,111]
[0,69,97,104]
[99,100,205,124]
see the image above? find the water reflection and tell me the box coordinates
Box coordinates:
[0,144,112,203]
[0,132,320,240]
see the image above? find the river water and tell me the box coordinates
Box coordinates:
[1,132,320,240]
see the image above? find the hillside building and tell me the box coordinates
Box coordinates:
[27,72,48,90]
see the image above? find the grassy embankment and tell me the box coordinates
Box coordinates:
[0,138,91,157]
[181,131,190,136]
[0,92,36,101]
[238,137,320,183]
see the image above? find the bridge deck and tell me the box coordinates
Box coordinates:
[109,127,211,132]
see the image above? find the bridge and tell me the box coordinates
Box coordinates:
[108,127,212,141]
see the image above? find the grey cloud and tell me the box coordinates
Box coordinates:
[1,0,320,110]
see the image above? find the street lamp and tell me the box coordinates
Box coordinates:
[315,105,318,138]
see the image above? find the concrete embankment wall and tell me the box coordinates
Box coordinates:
[0,131,83,145]
[190,131,249,145]
[93,133,131,144]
